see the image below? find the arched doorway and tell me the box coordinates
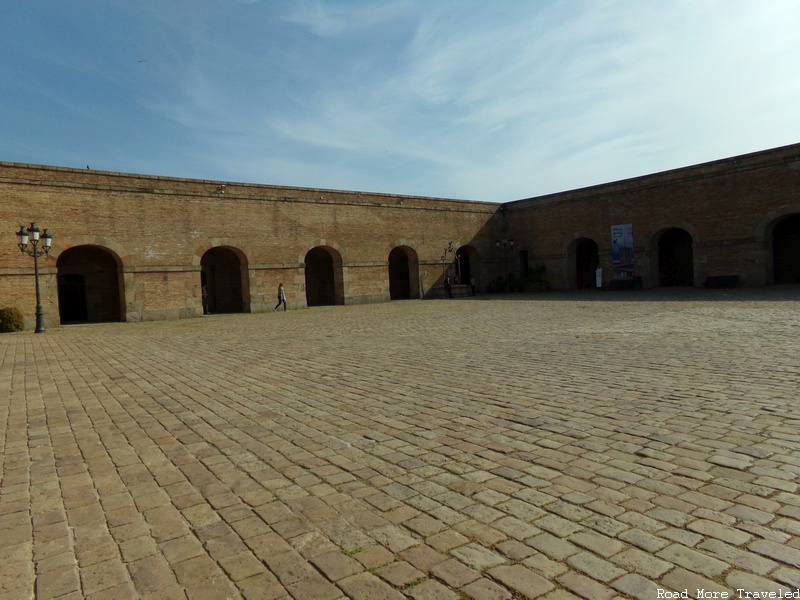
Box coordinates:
[389,246,419,300]
[305,246,344,306]
[575,238,599,289]
[201,247,245,313]
[658,228,694,286]
[456,246,478,286]
[57,246,123,323]
[772,214,800,284]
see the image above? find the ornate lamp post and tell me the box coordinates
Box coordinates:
[16,222,53,333]
[440,241,456,280]
[495,237,514,290]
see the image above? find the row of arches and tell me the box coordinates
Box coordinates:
[570,214,800,288]
[54,244,434,324]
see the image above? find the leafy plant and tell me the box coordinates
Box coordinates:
[0,306,25,332]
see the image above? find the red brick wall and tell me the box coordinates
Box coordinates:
[0,163,501,329]
[2,143,799,329]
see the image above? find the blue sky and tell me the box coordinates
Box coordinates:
[3,1,800,202]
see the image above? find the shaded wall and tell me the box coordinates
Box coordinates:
[505,143,800,289]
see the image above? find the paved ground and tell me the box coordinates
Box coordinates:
[1,288,799,600]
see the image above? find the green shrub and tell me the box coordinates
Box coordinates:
[0,306,25,333]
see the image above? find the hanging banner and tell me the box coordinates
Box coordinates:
[611,223,635,279]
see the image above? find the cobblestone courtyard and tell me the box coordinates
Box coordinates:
[1,289,799,600]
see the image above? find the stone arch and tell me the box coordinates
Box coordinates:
[200,246,250,314]
[388,245,420,300]
[755,206,800,285]
[567,237,600,290]
[304,245,344,306]
[647,225,697,287]
[56,245,125,323]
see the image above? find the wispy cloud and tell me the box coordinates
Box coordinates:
[2,1,799,200]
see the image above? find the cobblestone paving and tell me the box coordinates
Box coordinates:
[1,289,799,600]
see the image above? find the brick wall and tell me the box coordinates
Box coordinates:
[2,143,799,329]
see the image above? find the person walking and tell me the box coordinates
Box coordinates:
[444,276,453,299]
[274,283,287,312]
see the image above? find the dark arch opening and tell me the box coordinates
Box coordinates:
[575,238,599,289]
[658,228,694,287]
[201,247,244,314]
[456,246,474,285]
[57,246,123,324]
[305,246,343,306]
[772,214,800,284]
[389,247,411,300]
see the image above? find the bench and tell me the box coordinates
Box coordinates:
[704,275,739,288]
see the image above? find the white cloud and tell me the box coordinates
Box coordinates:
[2,0,800,200]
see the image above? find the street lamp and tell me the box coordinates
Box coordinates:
[440,241,456,279]
[495,237,514,290]
[17,222,53,333]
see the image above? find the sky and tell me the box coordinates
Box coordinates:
[3,1,800,202]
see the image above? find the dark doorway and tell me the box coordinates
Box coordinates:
[201,247,244,313]
[575,238,599,289]
[305,246,342,306]
[456,246,473,285]
[389,247,411,300]
[658,228,694,286]
[519,250,529,280]
[56,246,123,323]
[57,274,88,322]
[773,214,800,284]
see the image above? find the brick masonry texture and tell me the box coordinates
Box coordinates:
[0,289,798,598]
[2,142,800,329]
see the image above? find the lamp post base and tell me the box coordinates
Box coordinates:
[35,306,46,333]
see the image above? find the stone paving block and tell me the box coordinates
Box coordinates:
[488,564,554,598]
[610,573,663,600]
[375,561,425,587]
[610,547,674,578]
[172,555,219,587]
[218,551,267,581]
[338,572,406,600]
[660,567,729,597]
[127,554,178,594]
[369,524,419,552]
[236,571,287,600]
[725,570,793,595]
[351,545,395,570]
[399,544,448,571]
[566,551,626,583]
[556,570,615,600]
[80,558,130,596]
[450,543,507,572]
[311,550,364,581]
[749,539,800,567]
[656,544,730,577]
[405,578,460,600]
[34,564,80,598]
[431,558,481,588]
[567,530,626,557]
[461,577,513,600]
[686,518,753,545]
